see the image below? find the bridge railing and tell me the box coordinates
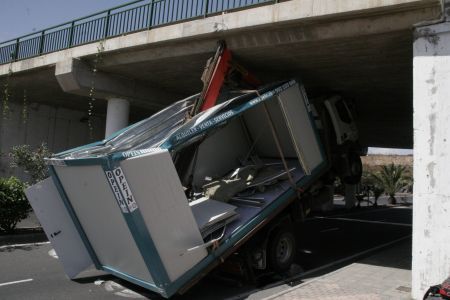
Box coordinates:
[0,0,279,65]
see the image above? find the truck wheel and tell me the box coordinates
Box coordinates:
[343,151,362,185]
[267,226,296,273]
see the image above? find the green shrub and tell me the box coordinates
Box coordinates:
[0,176,30,233]
[360,170,384,205]
[371,163,410,204]
[9,143,51,184]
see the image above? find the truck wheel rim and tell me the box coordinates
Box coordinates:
[276,235,294,264]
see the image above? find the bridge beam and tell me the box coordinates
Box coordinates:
[55,58,180,111]
[412,21,450,299]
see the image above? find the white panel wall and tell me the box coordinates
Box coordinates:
[278,85,323,173]
[55,164,153,283]
[193,118,250,188]
[243,98,297,159]
[412,22,450,299]
[120,150,207,282]
[0,101,104,180]
[25,178,93,278]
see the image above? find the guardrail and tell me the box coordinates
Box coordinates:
[0,0,279,65]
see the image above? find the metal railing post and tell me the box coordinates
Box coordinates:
[147,0,154,29]
[68,21,75,47]
[104,10,111,38]
[39,31,45,54]
[14,38,19,60]
[0,0,282,65]
[204,0,210,17]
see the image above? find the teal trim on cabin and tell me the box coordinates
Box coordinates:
[102,266,167,297]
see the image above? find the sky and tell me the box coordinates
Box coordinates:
[0,0,413,156]
[368,148,413,155]
[0,0,128,41]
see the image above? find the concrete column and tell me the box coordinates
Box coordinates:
[344,184,357,209]
[412,22,450,299]
[105,98,130,137]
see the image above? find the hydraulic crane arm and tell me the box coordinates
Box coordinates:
[190,41,261,116]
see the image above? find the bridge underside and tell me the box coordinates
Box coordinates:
[0,0,442,149]
[99,29,414,148]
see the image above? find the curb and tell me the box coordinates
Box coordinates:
[0,228,48,246]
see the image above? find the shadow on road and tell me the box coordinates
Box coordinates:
[0,244,43,253]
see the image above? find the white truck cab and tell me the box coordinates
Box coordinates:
[311,95,362,185]
[324,95,359,145]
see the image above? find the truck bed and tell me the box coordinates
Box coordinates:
[25,80,328,298]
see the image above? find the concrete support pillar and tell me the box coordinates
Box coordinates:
[344,184,356,209]
[105,98,130,137]
[412,22,450,299]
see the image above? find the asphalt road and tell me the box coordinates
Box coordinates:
[296,207,412,272]
[0,206,412,300]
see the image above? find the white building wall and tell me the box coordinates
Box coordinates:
[412,22,450,299]
[0,101,104,181]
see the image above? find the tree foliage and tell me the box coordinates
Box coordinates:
[9,143,51,184]
[371,163,410,204]
[0,176,30,233]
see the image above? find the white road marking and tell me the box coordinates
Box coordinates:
[313,207,398,219]
[314,216,412,227]
[0,278,33,287]
[293,235,411,277]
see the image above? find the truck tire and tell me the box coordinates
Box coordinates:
[343,151,362,185]
[267,225,296,273]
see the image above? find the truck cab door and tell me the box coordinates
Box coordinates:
[324,96,359,146]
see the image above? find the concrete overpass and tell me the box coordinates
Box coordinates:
[0,0,442,147]
[0,0,449,298]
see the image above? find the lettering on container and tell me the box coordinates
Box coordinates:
[122,148,163,158]
[105,170,128,213]
[112,167,138,213]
